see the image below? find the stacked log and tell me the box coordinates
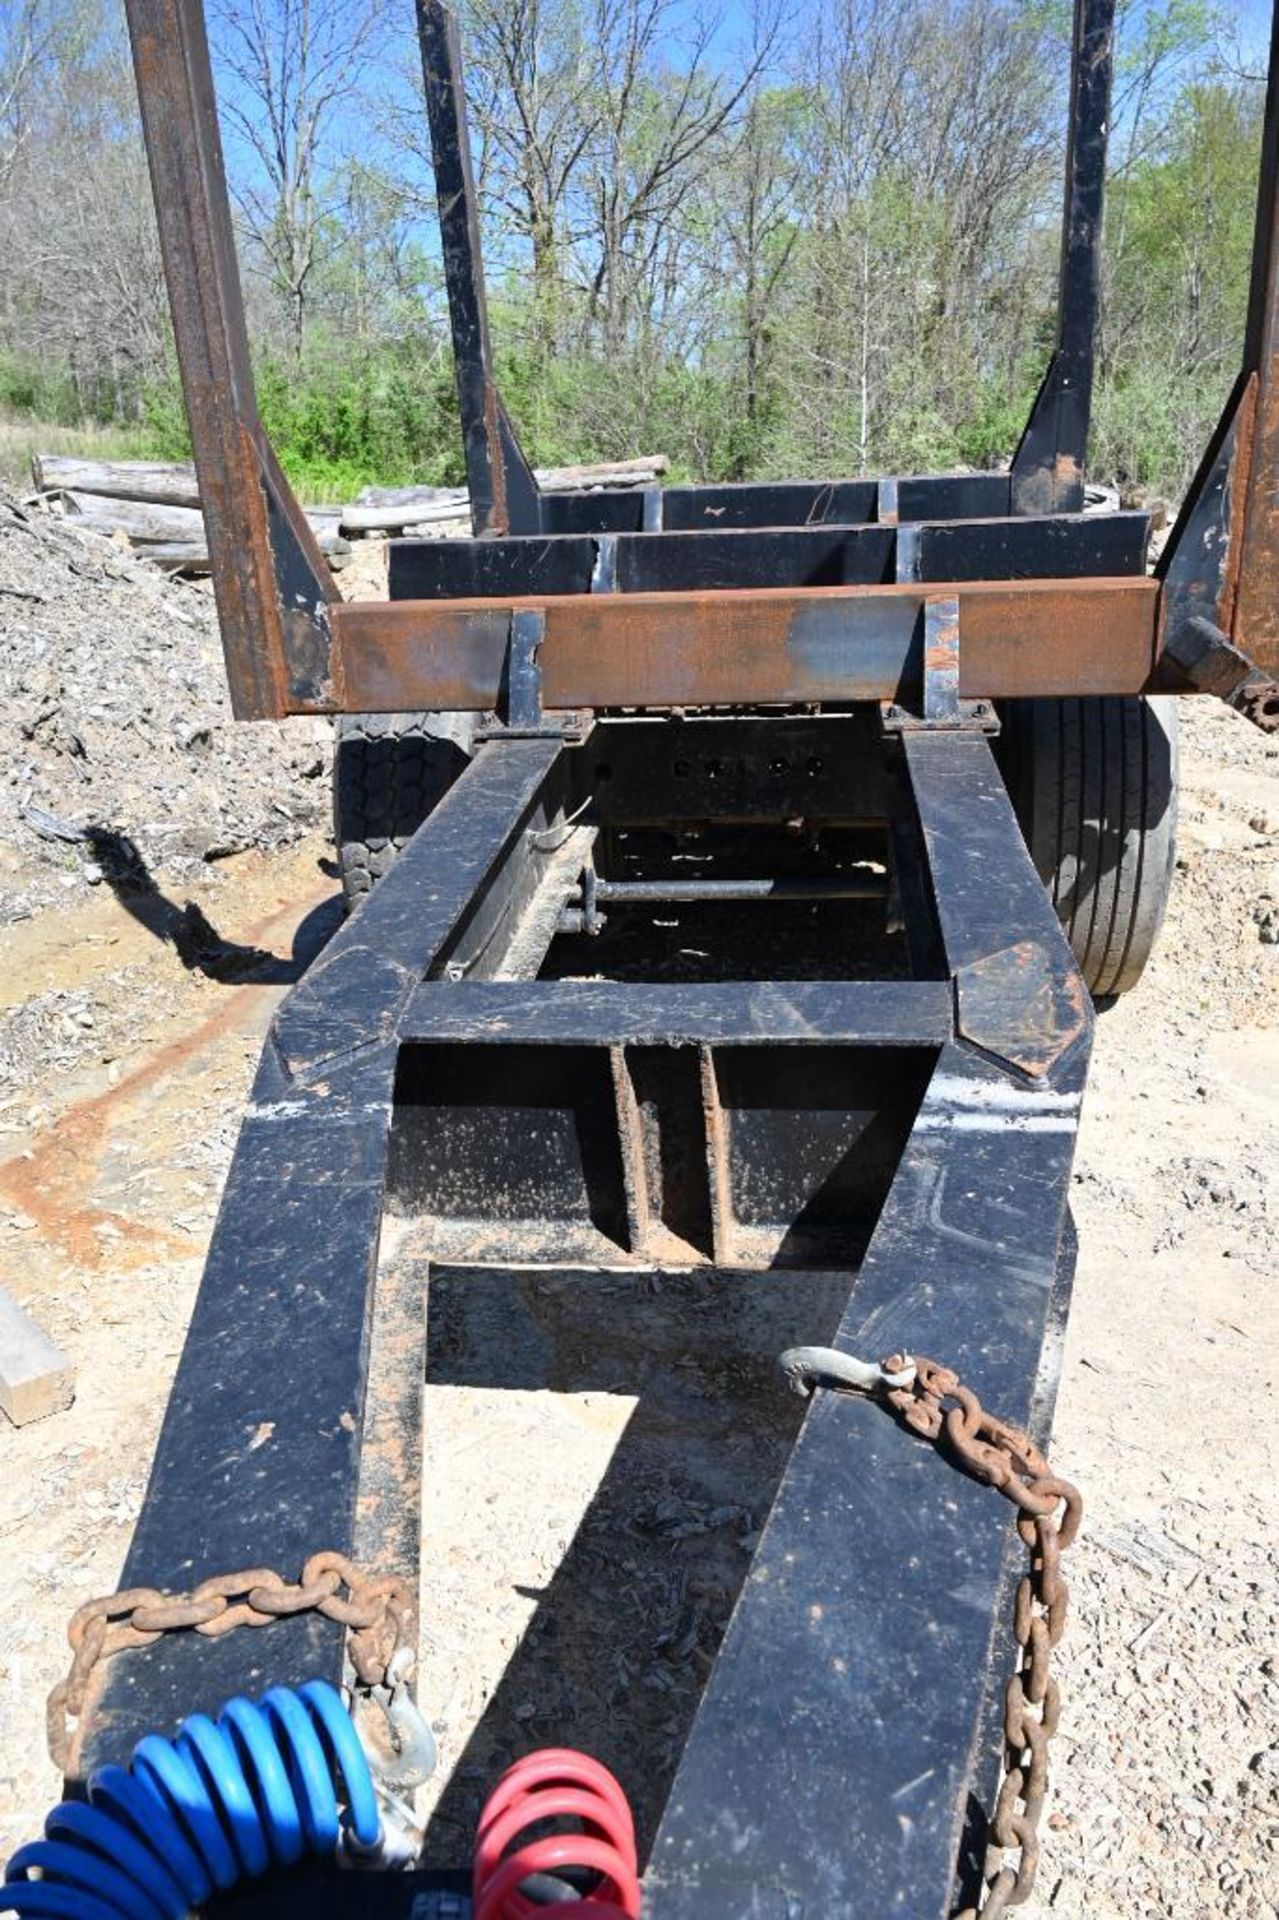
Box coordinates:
[31,455,349,573]
[31,456,202,508]
[31,451,669,571]
[339,456,668,533]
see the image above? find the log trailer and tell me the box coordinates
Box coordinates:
[9,1,1279,1917]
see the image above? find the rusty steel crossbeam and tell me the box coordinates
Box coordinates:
[322,576,1162,716]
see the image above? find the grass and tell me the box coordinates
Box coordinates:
[0,411,411,506]
[0,410,166,493]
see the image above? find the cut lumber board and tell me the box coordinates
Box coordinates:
[0,1285,75,1426]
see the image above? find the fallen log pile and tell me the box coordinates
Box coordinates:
[30,452,669,572]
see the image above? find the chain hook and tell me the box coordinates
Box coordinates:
[778,1345,917,1399]
[357,1646,437,1794]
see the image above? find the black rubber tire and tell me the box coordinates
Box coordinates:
[997,696,1178,998]
[333,711,475,910]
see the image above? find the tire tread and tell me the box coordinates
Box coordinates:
[999,695,1177,998]
[333,711,473,909]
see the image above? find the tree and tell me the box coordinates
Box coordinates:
[0,1,168,422]
[209,0,388,353]
[1096,72,1264,489]
[704,85,805,467]
[457,0,600,345]
[0,0,55,195]
[580,0,779,355]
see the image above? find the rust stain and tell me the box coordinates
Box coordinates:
[332,578,1161,716]
[956,940,1090,1079]
[353,1261,426,1577]
[699,1044,734,1266]
[0,882,331,1268]
[1222,374,1258,638]
[1054,451,1082,492]
[924,601,961,674]
[483,381,509,535]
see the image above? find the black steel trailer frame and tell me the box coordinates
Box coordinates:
[49,0,1279,1915]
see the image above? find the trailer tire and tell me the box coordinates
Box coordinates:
[997,696,1178,998]
[333,711,475,910]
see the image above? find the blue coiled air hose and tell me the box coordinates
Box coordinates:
[2,1680,381,1918]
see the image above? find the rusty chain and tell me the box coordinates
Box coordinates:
[48,1362,1073,1912]
[781,1345,1081,1917]
[47,1551,417,1778]
[882,1352,1080,1918]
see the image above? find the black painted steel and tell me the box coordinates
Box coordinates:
[76,712,1098,1920]
[387,511,1148,601]
[542,471,1013,536]
[586,875,888,901]
[1012,0,1114,512]
[573,712,893,825]
[400,979,951,1046]
[642,734,1091,1918]
[75,698,1102,1910]
[78,740,564,1774]
[415,0,539,535]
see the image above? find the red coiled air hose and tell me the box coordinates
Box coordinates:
[473,1748,641,1919]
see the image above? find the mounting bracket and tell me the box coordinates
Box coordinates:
[474,610,592,742]
[880,597,999,734]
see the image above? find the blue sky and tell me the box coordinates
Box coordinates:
[202,0,1279,232]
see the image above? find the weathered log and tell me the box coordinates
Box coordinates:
[353,482,468,510]
[140,539,351,575]
[36,450,669,542]
[341,456,668,534]
[59,491,349,572]
[33,454,201,508]
[136,544,212,574]
[534,455,668,491]
[341,493,468,533]
[66,491,205,541]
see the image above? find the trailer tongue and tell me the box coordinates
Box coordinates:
[15,0,1279,1916]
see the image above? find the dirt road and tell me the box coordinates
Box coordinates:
[0,701,1276,1915]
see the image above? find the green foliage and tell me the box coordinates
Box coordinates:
[136,339,469,500]
[253,337,464,498]
[0,353,84,427]
[141,372,193,460]
[1092,363,1190,489]
[954,377,1043,469]
[1097,74,1262,492]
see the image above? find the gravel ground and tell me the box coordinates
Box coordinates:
[1043,696,1279,1918]
[0,488,332,923]
[0,515,1275,1913]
